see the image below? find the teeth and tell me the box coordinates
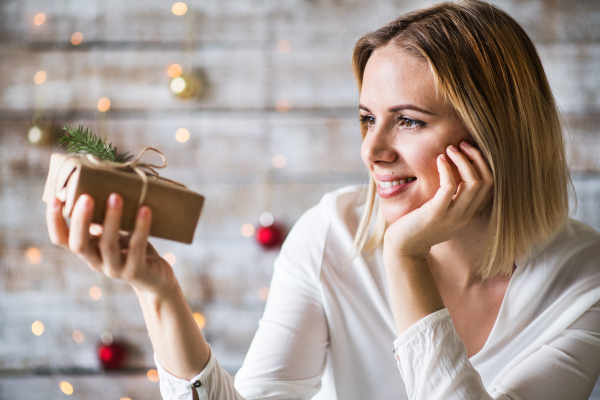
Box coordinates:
[378,177,415,189]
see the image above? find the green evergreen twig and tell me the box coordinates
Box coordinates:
[58,124,133,163]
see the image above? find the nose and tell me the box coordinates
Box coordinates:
[361,123,397,166]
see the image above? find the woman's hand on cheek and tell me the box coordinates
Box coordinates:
[383,141,493,261]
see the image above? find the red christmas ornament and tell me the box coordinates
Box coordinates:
[256,224,284,248]
[97,341,127,370]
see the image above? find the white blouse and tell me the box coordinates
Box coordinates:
[154,185,600,400]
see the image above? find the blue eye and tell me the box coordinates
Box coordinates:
[399,117,424,129]
[359,115,375,126]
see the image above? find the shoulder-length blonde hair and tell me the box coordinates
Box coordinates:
[351,0,571,279]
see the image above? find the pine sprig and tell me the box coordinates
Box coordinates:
[58,124,133,163]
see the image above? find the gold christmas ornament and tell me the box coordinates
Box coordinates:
[28,123,53,146]
[170,71,203,99]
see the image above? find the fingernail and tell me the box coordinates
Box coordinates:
[81,195,93,210]
[449,145,458,152]
[139,207,150,219]
[439,154,447,162]
[460,141,472,149]
[109,193,120,208]
[52,197,61,210]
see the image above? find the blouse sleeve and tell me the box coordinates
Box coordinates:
[154,204,331,400]
[393,301,600,400]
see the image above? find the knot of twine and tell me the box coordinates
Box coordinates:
[58,147,185,208]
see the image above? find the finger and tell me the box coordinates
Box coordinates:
[430,154,457,214]
[445,145,482,214]
[46,196,70,246]
[124,206,152,278]
[459,141,494,217]
[69,195,102,266]
[98,194,124,272]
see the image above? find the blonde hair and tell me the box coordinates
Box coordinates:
[351,0,571,279]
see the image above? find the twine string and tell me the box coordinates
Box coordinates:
[55,146,185,208]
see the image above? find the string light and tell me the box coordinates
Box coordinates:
[97,97,110,112]
[277,40,291,53]
[258,287,269,301]
[259,212,274,227]
[168,64,182,78]
[147,369,160,382]
[272,154,287,168]
[71,32,83,45]
[275,99,290,112]
[171,2,187,15]
[170,77,186,94]
[34,13,45,26]
[120,398,132,400]
[193,312,206,329]
[89,286,102,301]
[60,381,74,395]
[28,126,42,144]
[73,330,84,343]
[101,331,113,345]
[163,253,176,266]
[241,223,255,237]
[34,71,47,84]
[175,128,190,143]
[32,321,44,336]
[26,246,41,264]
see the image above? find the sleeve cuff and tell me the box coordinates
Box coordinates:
[154,344,217,391]
[393,308,451,351]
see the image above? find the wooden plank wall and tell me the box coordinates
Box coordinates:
[1,0,599,398]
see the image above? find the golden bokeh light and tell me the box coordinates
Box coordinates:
[277,40,291,53]
[32,321,44,336]
[26,246,42,264]
[97,97,111,112]
[89,286,102,301]
[258,287,269,302]
[147,369,160,382]
[168,64,182,78]
[275,99,290,113]
[34,70,47,84]
[170,77,186,94]
[193,312,206,330]
[175,128,190,143]
[241,223,255,238]
[71,32,83,45]
[163,253,177,266]
[73,330,84,343]
[34,13,45,26]
[272,154,287,168]
[171,2,187,16]
[60,381,74,395]
[120,398,132,400]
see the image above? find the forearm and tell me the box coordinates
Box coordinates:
[134,283,210,381]
[384,251,444,335]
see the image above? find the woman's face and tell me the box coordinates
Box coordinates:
[360,46,472,224]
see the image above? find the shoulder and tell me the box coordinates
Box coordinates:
[518,218,600,295]
[276,185,367,278]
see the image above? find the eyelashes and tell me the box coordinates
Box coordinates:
[358,115,425,130]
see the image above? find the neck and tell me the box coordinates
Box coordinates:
[427,206,493,290]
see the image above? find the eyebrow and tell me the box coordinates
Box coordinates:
[359,104,435,116]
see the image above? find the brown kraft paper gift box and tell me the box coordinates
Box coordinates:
[42,153,204,244]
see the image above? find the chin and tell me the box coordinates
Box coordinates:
[380,203,415,225]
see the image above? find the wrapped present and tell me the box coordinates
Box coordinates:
[42,148,204,244]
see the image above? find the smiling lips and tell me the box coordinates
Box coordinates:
[375,176,417,199]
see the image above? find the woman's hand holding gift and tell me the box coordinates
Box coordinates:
[46,193,178,300]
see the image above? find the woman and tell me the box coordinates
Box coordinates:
[46,1,600,399]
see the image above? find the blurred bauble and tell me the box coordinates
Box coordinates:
[170,71,203,99]
[97,341,127,370]
[256,224,285,249]
[28,123,53,146]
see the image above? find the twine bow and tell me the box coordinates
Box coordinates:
[56,147,185,208]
